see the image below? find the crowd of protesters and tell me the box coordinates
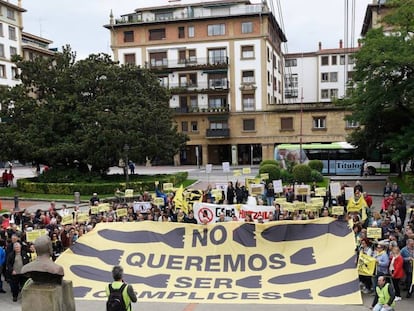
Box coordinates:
[0,178,413,303]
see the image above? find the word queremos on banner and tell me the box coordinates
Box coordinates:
[56,218,362,304]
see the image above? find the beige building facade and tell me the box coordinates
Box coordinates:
[106,0,357,166]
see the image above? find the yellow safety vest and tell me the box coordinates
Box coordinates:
[376,283,395,308]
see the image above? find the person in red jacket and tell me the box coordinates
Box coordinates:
[363,192,373,208]
[389,246,404,301]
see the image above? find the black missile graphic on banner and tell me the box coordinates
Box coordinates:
[235,276,261,288]
[268,255,355,284]
[98,227,185,248]
[290,247,316,266]
[73,286,93,298]
[262,221,351,242]
[71,242,124,266]
[318,279,360,297]
[232,223,256,247]
[283,289,313,300]
[71,265,170,288]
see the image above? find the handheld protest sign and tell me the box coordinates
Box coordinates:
[242,167,251,175]
[367,227,382,239]
[154,197,164,207]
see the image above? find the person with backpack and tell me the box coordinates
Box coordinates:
[106,265,137,311]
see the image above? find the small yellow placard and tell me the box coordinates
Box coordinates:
[163,183,174,191]
[260,173,269,180]
[90,206,99,215]
[367,227,382,239]
[294,202,306,211]
[315,187,327,197]
[332,206,344,215]
[26,229,47,243]
[77,213,89,223]
[61,215,73,225]
[242,167,251,174]
[154,197,164,206]
[116,208,128,218]
[98,203,110,213]
[233,170,242,177]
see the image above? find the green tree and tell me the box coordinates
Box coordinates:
[0,47,187,174]
[342,0,414,175]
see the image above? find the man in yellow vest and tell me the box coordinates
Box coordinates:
[370,275,396,311]
[106,266,137,311]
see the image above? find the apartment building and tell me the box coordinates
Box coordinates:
[0,0,25,87]
[21,31,54,60]
[106,0,360,166]
[361,0,393,36]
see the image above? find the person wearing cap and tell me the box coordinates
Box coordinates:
[257,216,264,224]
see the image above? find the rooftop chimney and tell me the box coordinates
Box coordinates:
[339,39,343,49]
[318,42,322,50]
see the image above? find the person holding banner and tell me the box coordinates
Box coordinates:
[401,238,413,298]
[358,238,374,294]
[347,188,368,226]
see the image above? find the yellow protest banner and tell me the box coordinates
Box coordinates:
[154,197,164,206]
[61,214,73,225]
[90,206,98,215]
[332,206,344,216]
[357,253,376,276]
[98,203,110,213]
[260,173,269,180]
[233,170,242,177]
[367,227,382,239]
[242,167,251,175]
[56,219,361,304]
[116,208,127,218]
[77,213,89,223]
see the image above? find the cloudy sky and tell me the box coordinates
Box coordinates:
[22,0,372,59]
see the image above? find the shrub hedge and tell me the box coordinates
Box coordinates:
[308,160,324,173]
[259,164,281,182]
[259,160,280,168]
[16,172,188,195]
[292,164,312,183]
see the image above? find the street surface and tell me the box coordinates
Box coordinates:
[0,165,412,310]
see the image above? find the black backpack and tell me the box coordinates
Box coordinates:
[107,283,127,311]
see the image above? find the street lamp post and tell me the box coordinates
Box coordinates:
[124,144,130,183]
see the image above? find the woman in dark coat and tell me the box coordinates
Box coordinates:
[6,242,30,301]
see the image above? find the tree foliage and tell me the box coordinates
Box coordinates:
[342,0,414,172]
[0,47,187,173]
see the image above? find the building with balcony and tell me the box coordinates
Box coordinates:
[21,31,55,60]
[106,0,361,166]
[0,0,25,87]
